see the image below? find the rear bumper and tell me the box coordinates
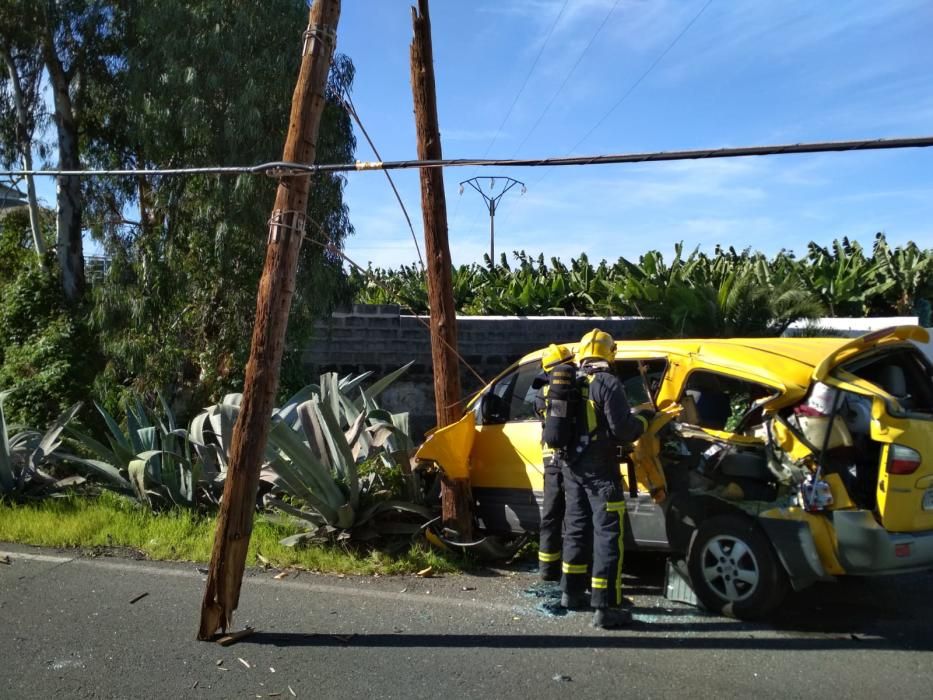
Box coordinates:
[834,510,933,574]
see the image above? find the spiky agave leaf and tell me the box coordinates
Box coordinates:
[0,390,16,493]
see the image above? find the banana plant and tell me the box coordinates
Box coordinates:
[0,392,95,497]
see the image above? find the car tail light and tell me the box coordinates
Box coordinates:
[887,444,922,475]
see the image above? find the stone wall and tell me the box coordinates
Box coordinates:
[302,304,644,439]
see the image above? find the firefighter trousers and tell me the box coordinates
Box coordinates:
[538,455,565,580]
[560,446,626,609]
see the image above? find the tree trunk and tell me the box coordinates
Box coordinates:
[198,0,341,640]
[39,25,84,300]
[410,0,473,540]
[1,45,45,265]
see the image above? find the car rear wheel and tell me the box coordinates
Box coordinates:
[687,514,788,620]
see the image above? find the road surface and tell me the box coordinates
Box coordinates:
[1,543,931,699]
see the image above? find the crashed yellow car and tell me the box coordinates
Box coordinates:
[417,326,933,618]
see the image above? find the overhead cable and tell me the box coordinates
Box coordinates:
[481,0,571,158]
[512,0,624,157]
[569,0,715,153]
[340,91,425,271]
[6,135,933,179]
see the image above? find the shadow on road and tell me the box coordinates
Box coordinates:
[246,629,930,651]
[457,551,933,652]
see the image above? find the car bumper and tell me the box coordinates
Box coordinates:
[834,510,933,574]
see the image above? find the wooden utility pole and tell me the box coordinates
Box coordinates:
[410,0,473,540]
[198,0,341,640]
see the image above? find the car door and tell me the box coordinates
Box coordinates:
[470,360,546,534]
[612,356,672,549]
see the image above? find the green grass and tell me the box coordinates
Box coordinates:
[0,491,459,575]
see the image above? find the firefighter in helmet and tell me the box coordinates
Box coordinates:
[533,343,576,581]
[560,328,652,628]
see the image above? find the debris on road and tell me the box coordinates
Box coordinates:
[461,586,476,591]
[217,627,255,646]
[288,686,297,697]
[416,566,433,578]
[128,592,149,604]
[553,674,572,682]
[273,571,289,580]
[238,657,251,669]
[0,555,12,565]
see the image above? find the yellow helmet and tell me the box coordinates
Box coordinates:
[541,343,573,370]
[575,328,616,364]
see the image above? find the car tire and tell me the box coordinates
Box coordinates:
[686,514,788,620]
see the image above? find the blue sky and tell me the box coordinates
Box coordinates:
[335,0,933,268]
[28,0,933,267]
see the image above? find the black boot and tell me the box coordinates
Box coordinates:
[560,592,589,610]
[592,607,633,629]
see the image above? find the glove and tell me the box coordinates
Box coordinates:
[635,408,656,423]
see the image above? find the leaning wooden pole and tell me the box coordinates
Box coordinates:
[410,0,473,540]
[198,0,341,640]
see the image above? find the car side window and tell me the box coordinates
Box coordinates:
[614,359,667,407]
[481,362,542,425]
[678,370,774,432]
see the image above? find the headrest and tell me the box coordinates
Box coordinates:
[878,365,907,398]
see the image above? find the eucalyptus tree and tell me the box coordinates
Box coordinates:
[89,0,356,413]
[0,12,46,264]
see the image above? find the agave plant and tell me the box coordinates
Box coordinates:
[66,395,204,508]
[0,392,94,497]
[191,362,434,545]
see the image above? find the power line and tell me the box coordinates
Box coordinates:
[569,0,715,154]
[496,0,714,233]
[481,0,571,159]
[511,0,624,157]
[7,136,932,178]
[340,92,425,271]
[454,0,570,239]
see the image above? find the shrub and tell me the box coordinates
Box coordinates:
[0,262,100,427]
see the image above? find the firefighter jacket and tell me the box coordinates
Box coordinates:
[578,364,647,449]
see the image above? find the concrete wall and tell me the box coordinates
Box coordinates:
[302,304,643,439]
[785,316,919,337]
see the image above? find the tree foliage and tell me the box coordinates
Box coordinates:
[85,1,356,414]
[1,1,357,423]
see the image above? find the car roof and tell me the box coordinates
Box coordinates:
[518,336,853,398]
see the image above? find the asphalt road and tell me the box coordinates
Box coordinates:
[2,542,932,699]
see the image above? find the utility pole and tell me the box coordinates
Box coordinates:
[459,176,525,265]
[410,0,473,540]
[198,0,341,640]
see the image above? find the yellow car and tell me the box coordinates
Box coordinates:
[416,326,933,618]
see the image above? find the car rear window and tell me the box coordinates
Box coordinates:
[843,347,933,415]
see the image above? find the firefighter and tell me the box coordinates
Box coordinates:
[560,328,652,629]
[533,344,576,581]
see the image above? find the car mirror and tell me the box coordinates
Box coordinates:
[479,392,508,424]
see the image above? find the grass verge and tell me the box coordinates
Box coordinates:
[0,491,459,575]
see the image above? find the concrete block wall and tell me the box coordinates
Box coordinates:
[302,304,644,439]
